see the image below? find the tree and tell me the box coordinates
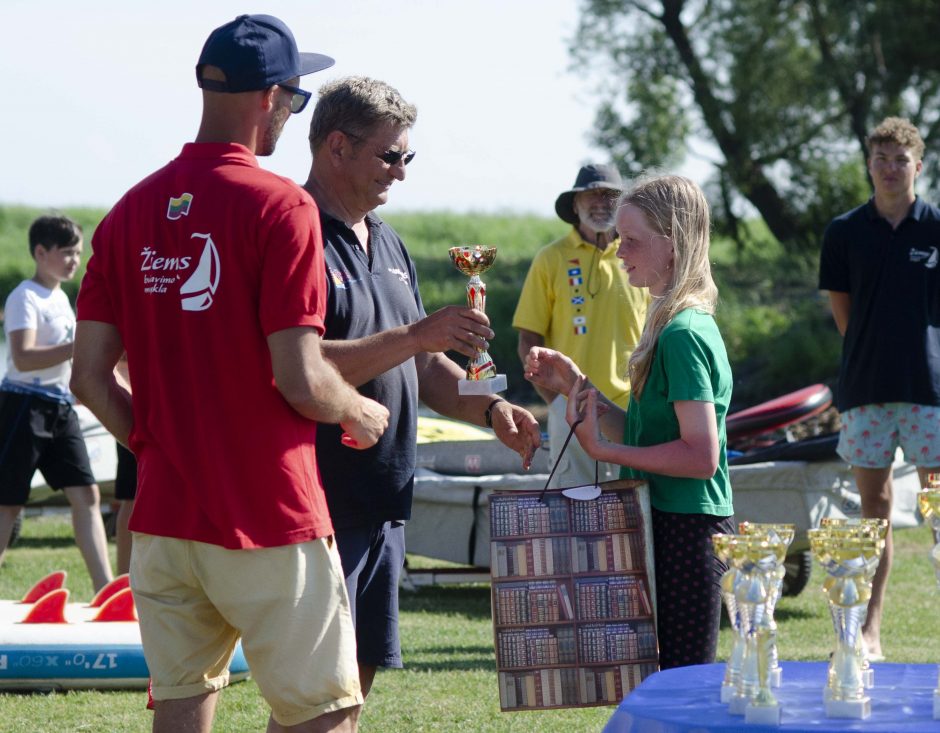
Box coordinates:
[574,0,940,253]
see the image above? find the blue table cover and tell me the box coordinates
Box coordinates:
[603,661,940,732]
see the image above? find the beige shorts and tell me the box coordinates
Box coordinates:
[130,533,362,727]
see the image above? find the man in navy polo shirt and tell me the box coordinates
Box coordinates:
[301,76,541,700]
[819,116,940,662]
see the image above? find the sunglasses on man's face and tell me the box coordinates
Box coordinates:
[341,130,415,166]
[376,149,416,166]
[277,83,312,114]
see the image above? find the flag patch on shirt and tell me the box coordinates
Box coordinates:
[568,276,583,286]
[574,325,587,335]
[568,258,580,265]
[166,193,193,220]
[567,267,582,277]
[571,296,584,305]
[329,267,354,290]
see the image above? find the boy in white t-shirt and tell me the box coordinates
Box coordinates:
[0,214,113,590]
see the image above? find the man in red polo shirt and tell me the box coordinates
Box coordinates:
[71,14,387,733]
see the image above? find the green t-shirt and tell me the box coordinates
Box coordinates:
[621,309,734,516]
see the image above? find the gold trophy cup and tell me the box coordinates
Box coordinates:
[449,246,507,395]
[723,533,788,724]
[808,526,883,719]
[917,473,940,719]
[739,522,795,688]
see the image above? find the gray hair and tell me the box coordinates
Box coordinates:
[309,76,417,152]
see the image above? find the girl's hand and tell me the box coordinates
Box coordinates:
[567,376,602,458]
[524,347,582,396]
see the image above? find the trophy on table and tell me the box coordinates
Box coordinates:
[739,522,795,688]
[712,533,745,704]
[917,473,940,719]
[808,525,884,719]
[723,532,789,725]
[819,517,888,689]
[449,246,507,395]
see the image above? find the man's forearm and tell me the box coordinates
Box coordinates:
[321,325,418,387]
[71,372,134,446]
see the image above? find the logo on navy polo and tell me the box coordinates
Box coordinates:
[387,267,411,284]
[910,246,939,269]
[166,193,193,220]
[329,267,358,290]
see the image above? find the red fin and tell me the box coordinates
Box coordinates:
[89,573,131,608]
[20,570,67,603]
[20,589,69,623]
[92,587,137,622]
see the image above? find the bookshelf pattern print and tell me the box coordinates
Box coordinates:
[489,481,657,711]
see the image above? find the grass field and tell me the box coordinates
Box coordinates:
[0,514,937,731]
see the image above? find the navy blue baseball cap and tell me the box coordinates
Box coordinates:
[196,14,334,93]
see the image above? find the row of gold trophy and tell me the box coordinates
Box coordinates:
[712,517,890,723]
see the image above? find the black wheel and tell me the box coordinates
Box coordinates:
[781,550,813,597]
[8,510,23,548]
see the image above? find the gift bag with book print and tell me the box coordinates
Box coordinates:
[489,449,658,711]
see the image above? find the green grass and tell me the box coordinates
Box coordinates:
[1,515,937,731]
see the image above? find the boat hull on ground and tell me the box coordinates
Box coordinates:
[0,601,249,691]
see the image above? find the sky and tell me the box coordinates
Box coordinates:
[1,0,633,218]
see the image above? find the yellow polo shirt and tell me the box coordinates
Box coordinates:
[513,228,648,408]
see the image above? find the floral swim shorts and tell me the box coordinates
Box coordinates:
[837,402,940,468]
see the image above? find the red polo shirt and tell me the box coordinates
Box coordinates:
[78,143,333,548]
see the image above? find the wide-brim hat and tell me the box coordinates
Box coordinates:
[554,164,623,225]
[196,14,335,93]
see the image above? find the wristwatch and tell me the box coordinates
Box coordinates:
[484,398,504,428]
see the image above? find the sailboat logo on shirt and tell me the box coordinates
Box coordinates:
[910,246,939,269]
[180,233,220,311]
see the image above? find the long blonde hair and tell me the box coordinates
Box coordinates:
[624,175,717,397]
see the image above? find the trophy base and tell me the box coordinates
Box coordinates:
[825,696,871,719]
[728,695,748,715]
[933,692,940,720]
[720,682,736,703]
[458,375,507,396]
[770,666,782,688]
[745,702,781,726]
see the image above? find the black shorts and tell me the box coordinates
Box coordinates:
[335,521,406,668]
[0,391,96,506]
[114,442,138,501]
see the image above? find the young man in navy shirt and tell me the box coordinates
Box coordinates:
[819,116,940,661]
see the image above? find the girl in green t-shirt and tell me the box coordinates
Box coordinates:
[524,174,735,670]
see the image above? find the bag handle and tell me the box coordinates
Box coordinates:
[538,418,599,503]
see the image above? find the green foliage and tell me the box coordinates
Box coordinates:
[574,0,940,252]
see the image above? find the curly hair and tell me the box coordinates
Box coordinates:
[865,117,925,160]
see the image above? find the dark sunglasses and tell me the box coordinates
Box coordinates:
[278,83,312,114]
[341,130,415,166]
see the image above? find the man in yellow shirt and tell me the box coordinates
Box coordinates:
[514,164,648,488]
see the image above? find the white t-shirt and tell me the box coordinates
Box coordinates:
[3,279,75,397]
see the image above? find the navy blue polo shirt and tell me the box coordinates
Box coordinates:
[819,196,940,412]
[315,211,426,528]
